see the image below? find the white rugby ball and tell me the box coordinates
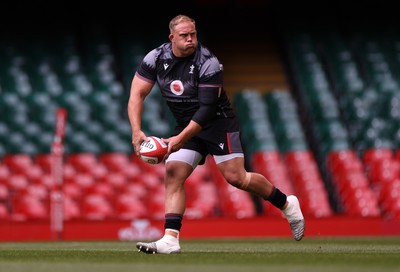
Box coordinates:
[139,136,168,164]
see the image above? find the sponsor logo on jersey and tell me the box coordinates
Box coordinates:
[164,63,169,70]
[170,80,184,95]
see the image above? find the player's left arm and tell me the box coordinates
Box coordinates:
[191,56,223,127]
[191,83,221,127]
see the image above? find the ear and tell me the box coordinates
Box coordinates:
[169,33,174,42]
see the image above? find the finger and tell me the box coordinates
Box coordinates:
[135,146,141,156]
[167,143,173,155]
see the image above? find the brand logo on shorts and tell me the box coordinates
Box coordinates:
[170,80,184,95]
[164,63,169,70]
[219,143,224,150]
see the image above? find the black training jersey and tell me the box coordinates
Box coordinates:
[136,42,235,127]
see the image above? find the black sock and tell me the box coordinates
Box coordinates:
[164,213,183,232]
[264,187,287,209]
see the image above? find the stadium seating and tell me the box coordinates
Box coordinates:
[2,7,400,225]
[281,15,400,218]
[233,89,333,218]
[0,203,9,220]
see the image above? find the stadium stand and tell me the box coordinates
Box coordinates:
[276,2,400,219]
[1,1,400,240]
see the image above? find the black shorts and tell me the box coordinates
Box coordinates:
[173,117,244,163]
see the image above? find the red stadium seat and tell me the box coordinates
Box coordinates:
[63,182,84,200]
[123,164,143,180]
[35,153,53,173]
[63,163,78,181]
[327,149,358,169]
[379,180,400,212]
[114,193,148,220]
[0,164,11,184]
[14,195,48,220]
[67,153,99,173]
[337,172,370,195]
[284,150,313,165]
[0,203,9,220]
[252,150,281,164]
[363,148,394,165]
[23,184,49,201]
[283,150,333,218]
[367,158,400,186]
[0,183,9,200]
[25,165,44,181]
[186,182,219,218]
[89,164,109,179]
[99,152,143,179]
[31,173,54,189]
[7,174,29,191]
[327,150,362,175]
[345,188,381,217]
[86,181,115,200]
[63,196,81,220]
[65,172,96,192]
[99,172,128,190]
[146,187,165,220]
[139,172,162,190]
[82,193,114,220]
[99,152,130,172]
[3,154,33,167]
[301,192,333,218]
[3,154,34,175]
[119,182,147,200]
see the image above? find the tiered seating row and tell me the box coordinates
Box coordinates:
[0,153,229,221]
[0,152,262,221]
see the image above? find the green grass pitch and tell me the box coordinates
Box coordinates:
[1,237,399,272]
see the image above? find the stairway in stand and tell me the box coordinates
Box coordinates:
[212,40,289,95]
[193,0,288,96]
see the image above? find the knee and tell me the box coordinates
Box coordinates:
[224,171,248,189]
[165,162,192,185]
[165,165,181,186]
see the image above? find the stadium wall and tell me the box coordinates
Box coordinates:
[1,217,399,242]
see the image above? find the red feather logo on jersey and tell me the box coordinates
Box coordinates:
[170,80,184,95]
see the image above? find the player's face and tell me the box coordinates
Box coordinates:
[170,21,197,57]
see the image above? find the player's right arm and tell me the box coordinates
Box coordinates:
[127,73,154,156]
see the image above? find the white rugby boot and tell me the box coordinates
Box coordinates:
[282,195,305,241]
[136,234,181,254]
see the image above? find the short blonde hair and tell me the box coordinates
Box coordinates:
[169,15,196,33]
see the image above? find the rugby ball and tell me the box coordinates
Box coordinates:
[139,136,168,164]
